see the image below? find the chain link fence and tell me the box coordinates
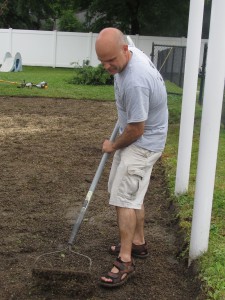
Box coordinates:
[150,43,225,128]
[150,43,186,95]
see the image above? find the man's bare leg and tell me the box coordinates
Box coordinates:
[117,207,137,261]
[110,204,145,251]
[101,206,136,283]
[133,204,145,245]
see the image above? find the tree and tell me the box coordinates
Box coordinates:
[76,0,141,34]
[0,0,190,37]
[0,0,56,29]
[58,9,83,32]
[76,0,190,36]
[139,0,190,36]
[0,0,76,30]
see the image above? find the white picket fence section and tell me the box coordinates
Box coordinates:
[0,28,208,68]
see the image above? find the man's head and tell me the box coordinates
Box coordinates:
[95,28,131,75]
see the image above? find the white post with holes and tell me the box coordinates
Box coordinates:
[175,0,205,195]
[189,0,225,263]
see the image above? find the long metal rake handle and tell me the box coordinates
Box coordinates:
[68,121,120,246]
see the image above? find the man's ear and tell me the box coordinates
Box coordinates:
[123,44,129,52]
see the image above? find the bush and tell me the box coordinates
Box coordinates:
[69,64,113,85]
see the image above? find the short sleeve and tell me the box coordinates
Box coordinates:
[124,86,150,123]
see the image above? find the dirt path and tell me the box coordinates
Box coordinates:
[0,97,205,299]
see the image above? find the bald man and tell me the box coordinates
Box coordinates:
[95,28,168,287]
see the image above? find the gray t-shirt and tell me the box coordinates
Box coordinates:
[114,46,168,152]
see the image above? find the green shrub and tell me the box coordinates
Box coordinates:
[69,64,113,85]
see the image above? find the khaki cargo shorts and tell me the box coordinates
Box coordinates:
[108,144,162,209]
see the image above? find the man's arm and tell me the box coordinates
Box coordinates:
[102,121,145,153]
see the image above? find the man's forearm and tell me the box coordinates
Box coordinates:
[112,122,145,150]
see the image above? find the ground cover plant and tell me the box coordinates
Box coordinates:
[0,66,224,299]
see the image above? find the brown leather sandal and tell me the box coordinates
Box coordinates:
[109,242,149,258]
[100,257,135,288]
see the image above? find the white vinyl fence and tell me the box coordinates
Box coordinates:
[0,28,208,68]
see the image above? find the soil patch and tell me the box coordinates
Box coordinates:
[0,97,205,299]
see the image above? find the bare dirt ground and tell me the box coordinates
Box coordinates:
[0,97,206,300]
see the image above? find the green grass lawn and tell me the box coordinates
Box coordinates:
[0,66,115,100]
[0,66,224,299]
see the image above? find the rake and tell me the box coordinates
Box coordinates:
[32,121,119,297]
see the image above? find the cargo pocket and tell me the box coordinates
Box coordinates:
[118,166,145,201]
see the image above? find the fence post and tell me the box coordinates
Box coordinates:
[199,43,208,105]
[170,47,175,82]
[52,30,57,68]
[175,0,205,195]
[150,42,155,63]
[179,47,186,87]
[87,32,93,64]
[189,0,225,263]
[9,28,13,53]
[135,34,139,48]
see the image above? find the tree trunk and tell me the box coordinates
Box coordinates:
[126,0,140,34]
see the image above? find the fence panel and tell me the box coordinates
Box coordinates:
[13,30,54,66]
[56,32,92,67]
[0,29,208,70]
[151,44,186,95]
